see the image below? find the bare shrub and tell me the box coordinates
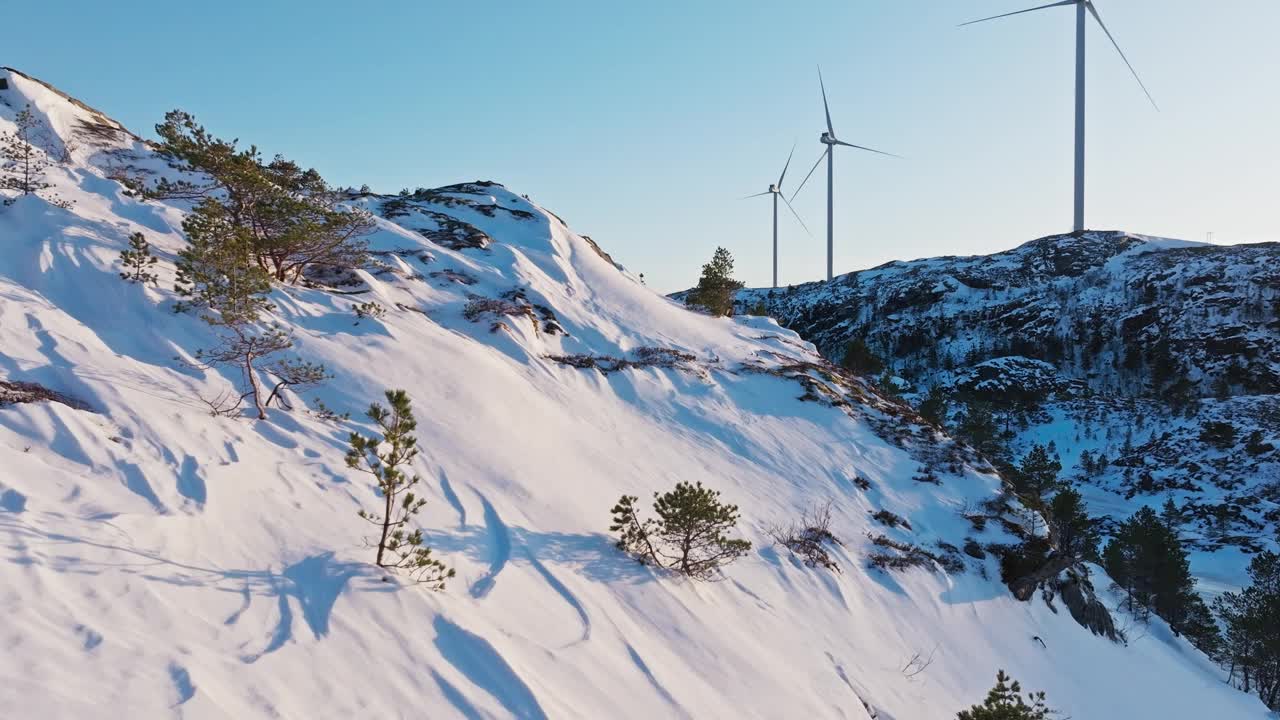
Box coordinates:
[767,501,844,572]
[429,269,477,285]
[354,301,387,322]
[199,389,244,417]
[871,509,911,531]
[912,466,942,484]
[546,353,602,370]
[463,296,537,329]
[900,646,938,680]
[634,347,696,366]
[960,500,991,531]
[548,348,701,375]
[867,533,965,574]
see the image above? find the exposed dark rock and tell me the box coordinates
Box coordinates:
[1055,571,1120,642]
[0,380,92,412]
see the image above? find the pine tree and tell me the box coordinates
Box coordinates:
[1047,487,1098,563]
[840,337,885,376]
[174,200,273,323]
[1077,449,1095,478]
[0,105,66,206]
[1213,551,1280,708]
[135,110,372,282]
[956,670,1056,719]
[957,401,1005,461]
[347,389,454,589]
[175,200,326,419]
[1016,444,1062,508]
[118,232,159,284]
[610,481,751,580]
[918,384,948,426]
[1104,507,1220,654]
[1160,497,1182,531]
[685,247,744,317]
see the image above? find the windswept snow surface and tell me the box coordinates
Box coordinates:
[0,68,1267,718]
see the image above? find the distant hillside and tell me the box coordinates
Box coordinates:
[737,231,1280,591]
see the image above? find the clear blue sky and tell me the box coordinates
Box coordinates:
[7,1,1278,291]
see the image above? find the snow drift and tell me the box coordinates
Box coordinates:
[0,67,1267,719]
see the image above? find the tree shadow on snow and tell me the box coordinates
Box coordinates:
[433,616,550,720]
[0,518,390,662]
[420,525,656,587]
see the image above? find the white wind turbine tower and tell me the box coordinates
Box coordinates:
[962,0,1158,233]
[743,145,810,288]
[792,67,899,282]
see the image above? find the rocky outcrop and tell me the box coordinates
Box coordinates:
[0,380,92,412]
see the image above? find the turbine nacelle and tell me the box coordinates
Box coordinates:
[820,131,835,146]
[768,184,780,194]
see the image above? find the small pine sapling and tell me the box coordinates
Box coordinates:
[610,481,751,580]
[119,232,159,284]
[347,390,454,589]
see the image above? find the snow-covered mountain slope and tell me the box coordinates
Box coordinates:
[0,68,1268,718]
[737,231,1280,595]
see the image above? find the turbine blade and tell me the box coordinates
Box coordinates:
[1087,1,1159,111]
[777,144,796,188]
[818,66,835,137]
[790,150,827,202]
[833,140,903,159]
[959,0,1076,27]
[741,191,772,200]
[781,194,813,236]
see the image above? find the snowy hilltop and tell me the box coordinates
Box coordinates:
[0,67,1270,718]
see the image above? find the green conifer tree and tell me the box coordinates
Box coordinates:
[175,200,327,419]
[1047,487,1099,563]
[610,481,751,580]
[137,110,371,282]
[347,390,454,589]
[1104,506,1220,655]
[956,670,1056,719]
[1016,444,1062,508]
[174,200,273,323]
[1,105,68,207]
[119,232,159,284]
[918,384,948,426]
[957,401,1005,461]
[685,247,744,317]
[840,337,885,376]
[1213,551,1280,708]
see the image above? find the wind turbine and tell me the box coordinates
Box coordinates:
[744,145,810,288]
[961,0,1158,233]
[792,67,899,282]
